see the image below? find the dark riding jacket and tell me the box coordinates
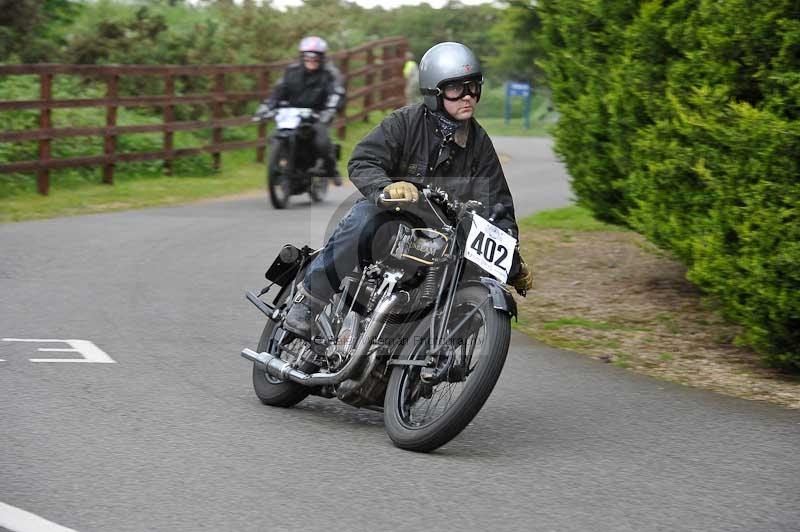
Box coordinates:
[267,62,346,112]
[348,103,519,239]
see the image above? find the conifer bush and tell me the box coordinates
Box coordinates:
[538,0,800,370]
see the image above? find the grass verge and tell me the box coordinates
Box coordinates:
[520,205,616,231]
[514,205,800,409]
[0,112,386,224]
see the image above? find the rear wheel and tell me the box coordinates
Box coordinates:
[252,288,310,407]
[383,285,511,452]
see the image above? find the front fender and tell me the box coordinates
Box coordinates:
[464,277,517,319]
[389,277,516,366]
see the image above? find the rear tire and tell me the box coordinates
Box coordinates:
[383,285,511,452]
[252,289,310,407]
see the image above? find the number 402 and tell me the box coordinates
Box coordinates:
[470,231,509,271]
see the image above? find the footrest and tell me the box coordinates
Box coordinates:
[388,359,430,367]
[246,291,280,321]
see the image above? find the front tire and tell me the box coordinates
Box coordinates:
[268,143,291,209]
[268,171,291,210]
[383,285,511,452]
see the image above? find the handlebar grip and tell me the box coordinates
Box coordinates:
[377,193,416,209]
[488,202,507,222]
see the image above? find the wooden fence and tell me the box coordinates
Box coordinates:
[0,37,408,195]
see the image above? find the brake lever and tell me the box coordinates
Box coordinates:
[456,199,482,219]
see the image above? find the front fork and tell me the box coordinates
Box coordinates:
[271,136,295,176]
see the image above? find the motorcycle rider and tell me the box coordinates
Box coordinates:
[260,36,345,185]
[284,41,534,339]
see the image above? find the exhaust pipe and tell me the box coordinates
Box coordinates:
[241,292,407,387]
[242,348,314,382]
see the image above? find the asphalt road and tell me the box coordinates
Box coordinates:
[1,137,798,532]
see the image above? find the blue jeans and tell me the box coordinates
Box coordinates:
[303,199,406,300]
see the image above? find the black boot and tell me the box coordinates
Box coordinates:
[283,290,326,339]
[327,146,342,186]
[331,167,343,187]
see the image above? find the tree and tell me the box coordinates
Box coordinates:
[487,0,545,84]
[0,0,80,62]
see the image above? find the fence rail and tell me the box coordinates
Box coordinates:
[0,36,408,194]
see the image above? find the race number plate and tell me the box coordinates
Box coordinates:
[464,213,517,283]
[275,109,301,129]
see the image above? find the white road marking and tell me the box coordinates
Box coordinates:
[1,339,116,363]
[0,501,79,532]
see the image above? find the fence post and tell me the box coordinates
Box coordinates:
[338,52,350,141]
[395,41,407,103]
[164,74,175,175]
[364,47,374,121]
[257,70,270,163]
[103,73,119,185]
[37,72,52,195]
[212,71,225,171]
[381,44,392,105]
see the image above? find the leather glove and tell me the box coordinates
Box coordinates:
[383,181,419,202]
[508,256,533,296]
[319,109,336,125]
[252,102,273,122]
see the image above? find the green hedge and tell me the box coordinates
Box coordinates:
[538,0,800,371]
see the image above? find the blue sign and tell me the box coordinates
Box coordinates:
[507,82,531,97]
[505,81,532,129]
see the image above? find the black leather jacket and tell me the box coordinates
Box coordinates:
[267,62,346,112]
[348,103,519,239]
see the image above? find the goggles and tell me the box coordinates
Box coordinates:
[302,52,323,61]
[424,77,483,101]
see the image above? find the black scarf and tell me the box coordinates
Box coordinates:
[432,110,462,142]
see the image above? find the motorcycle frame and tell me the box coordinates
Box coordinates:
[244,190,518,404]
[270,125,318,186]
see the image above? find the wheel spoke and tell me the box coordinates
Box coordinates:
[397,302,487,428]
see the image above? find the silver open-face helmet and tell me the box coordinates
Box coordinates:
[418,42,483,112]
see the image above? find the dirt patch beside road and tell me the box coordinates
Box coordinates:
[514,228,800,409]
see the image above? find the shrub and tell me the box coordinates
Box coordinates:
[538,0,800,371]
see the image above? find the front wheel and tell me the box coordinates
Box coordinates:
[268,143,291,209]
[383,285,511,452]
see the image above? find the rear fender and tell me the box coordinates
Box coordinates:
[264,244,317,288]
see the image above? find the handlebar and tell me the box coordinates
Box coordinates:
[377,194,415,206]
[377,186,483,221]
[252,105,320,123]
[377,194,416,213]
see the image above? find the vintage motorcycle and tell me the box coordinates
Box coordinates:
[240,186,524,452]
[253,104,339,209]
